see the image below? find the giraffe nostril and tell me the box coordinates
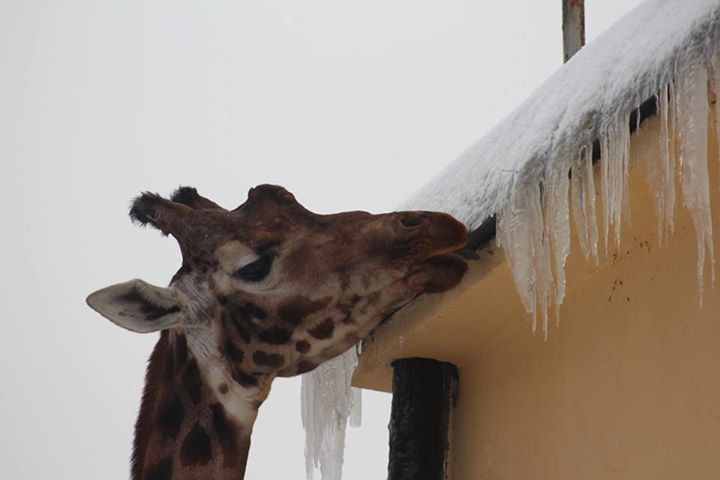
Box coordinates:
[400,214,423,228]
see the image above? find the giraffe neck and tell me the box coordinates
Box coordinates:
[132,331,270,480]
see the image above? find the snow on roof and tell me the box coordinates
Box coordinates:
[402,0,719,228]
[401,0,720,334]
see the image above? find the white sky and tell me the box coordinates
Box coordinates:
[0,1,642,478]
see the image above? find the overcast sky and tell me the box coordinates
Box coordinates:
[0,1,643,478]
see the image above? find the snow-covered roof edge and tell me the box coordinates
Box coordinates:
[401,0,720,335]
[402,0,720,227]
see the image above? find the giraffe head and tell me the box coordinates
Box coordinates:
[88,184,467,379]
[87,185,467,478]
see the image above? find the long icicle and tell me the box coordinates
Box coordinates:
[570,143,599,265]
[676,61,714,305]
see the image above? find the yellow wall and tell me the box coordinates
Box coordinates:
[355,106,720,479]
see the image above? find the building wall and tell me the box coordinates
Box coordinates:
[356,105,720,478]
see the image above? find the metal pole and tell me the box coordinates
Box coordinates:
[388,358,458,480]
[562,0,585,62]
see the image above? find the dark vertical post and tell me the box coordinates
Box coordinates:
[388,358,458,480]
[562,0,585,62]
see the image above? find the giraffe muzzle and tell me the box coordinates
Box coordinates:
[411,211,469,258]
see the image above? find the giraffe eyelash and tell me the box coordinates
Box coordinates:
[233,254,274,282]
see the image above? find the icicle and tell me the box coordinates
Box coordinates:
[675,62,714,304]
[713,54,720,182]
[570,143,599,265]
[346,349,362,428]
[497,173,555,337]
[498,180,539,331]
[646,84,677,245]
[600,112,632,252]
[301,348,362,480]
[544,149,571,327]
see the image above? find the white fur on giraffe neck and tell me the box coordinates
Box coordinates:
[185,333,264,426]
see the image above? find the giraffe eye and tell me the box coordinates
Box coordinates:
[234,254,274,282]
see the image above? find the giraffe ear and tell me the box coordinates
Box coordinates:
[86,279,186,333]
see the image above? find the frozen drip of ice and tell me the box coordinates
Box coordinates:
[301,348,362,480]
[675,62,714,304]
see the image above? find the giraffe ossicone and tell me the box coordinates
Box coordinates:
[86,184,468,479]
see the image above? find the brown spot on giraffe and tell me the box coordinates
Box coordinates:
[155,393,184,439]
[257,327,293,345]
[253,351,285,368]
[295,340,311,354]
[296,360,317,374]
[228,301,267,322]
[277,295,331,325]
[86,184,469,479]
[181,359,203,405]
[224,311,253,343]
[173,334,188,366]
[308,318,335,340]
[180,423,213,467]
[223,341,244,364]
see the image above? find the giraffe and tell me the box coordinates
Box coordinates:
[86,184,468,480]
